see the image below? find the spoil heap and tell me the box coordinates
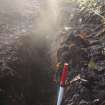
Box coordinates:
[57,5,105,105]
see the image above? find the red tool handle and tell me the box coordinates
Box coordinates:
[60,63,69,87]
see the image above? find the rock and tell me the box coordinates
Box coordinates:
[57,3,105,105]
[78,99,89,105]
